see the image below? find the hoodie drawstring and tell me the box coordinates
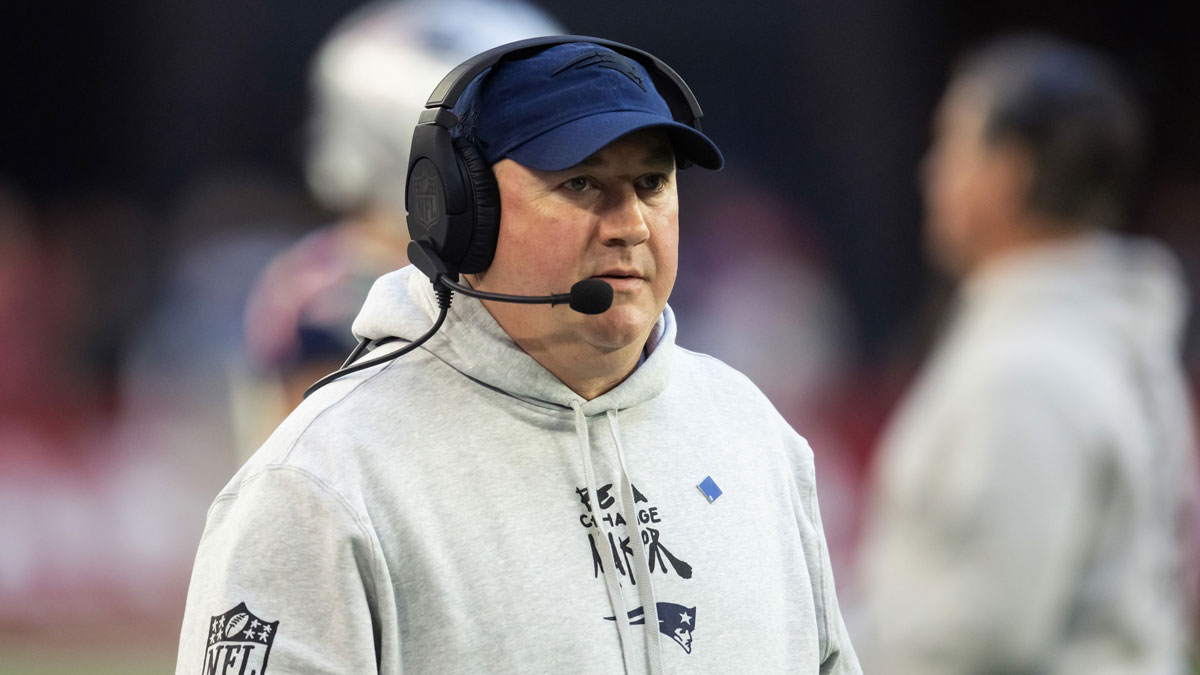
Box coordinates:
[572,400,638,675]
[606,409,667,675]
[570,399,667,675]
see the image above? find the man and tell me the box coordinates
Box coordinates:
[236,0,564,455]
[854,33,1199,674]
[177,39,860,674]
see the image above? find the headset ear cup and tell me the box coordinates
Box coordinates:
[454,140,501,274]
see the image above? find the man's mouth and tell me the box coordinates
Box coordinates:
[592,271,644,291]
[593,268,643,279]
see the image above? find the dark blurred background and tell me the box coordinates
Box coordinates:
[5,0,1197,366]
[1,0,1196,671]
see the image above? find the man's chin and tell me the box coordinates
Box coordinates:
[577,306,657,353]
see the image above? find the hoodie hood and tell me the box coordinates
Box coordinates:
[350,265,675,414]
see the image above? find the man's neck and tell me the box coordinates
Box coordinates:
[512,335,647,401]
[462,273,658,401]
[965,216,1091,279]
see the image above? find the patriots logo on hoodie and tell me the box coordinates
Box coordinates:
[606,602,697,654]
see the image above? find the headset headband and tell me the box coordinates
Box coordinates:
[420,35,705,131]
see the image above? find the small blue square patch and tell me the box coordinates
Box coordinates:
[697,476,722,503]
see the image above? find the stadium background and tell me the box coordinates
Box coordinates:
[1,0,1196,672]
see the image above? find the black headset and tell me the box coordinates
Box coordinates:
[403,35,708,278]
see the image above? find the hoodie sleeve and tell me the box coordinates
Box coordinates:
[176,465,392,674]
[795,437,863,675]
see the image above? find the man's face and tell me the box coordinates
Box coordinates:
[468,128,678,356]
[920,81,1028,277]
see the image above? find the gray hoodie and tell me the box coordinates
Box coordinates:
[176,265,861,674]
[854,232,1198,674]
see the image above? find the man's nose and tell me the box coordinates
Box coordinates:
[598,187,651,246]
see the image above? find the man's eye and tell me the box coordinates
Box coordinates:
[638,174,666,191]
[563,177,591,192]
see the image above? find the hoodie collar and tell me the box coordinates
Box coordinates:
[351,266,675,412]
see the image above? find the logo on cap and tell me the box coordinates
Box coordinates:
[552,50,647,91]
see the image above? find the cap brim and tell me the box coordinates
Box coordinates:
[504,111,724,171]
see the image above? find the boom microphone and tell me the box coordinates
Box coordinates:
[408,238,613,315]
[438,276,613,314]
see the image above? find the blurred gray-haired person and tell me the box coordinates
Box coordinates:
[855,31,1199,675]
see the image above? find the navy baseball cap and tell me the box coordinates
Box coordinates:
[462,42,724,171]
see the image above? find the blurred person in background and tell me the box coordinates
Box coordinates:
[234,0,565,457]
[853,32,1199,674]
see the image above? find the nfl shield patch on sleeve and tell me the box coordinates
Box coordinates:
[204,602,278,674]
